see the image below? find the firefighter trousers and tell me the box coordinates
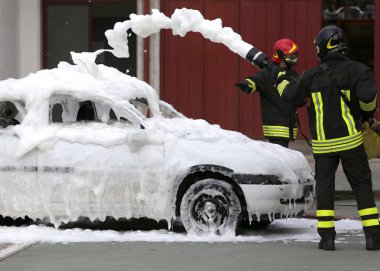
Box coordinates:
[315,145,380,239]
[268,138,289,148]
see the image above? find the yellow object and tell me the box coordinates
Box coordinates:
[362,122,380,160]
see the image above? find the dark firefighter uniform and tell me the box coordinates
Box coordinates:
[280,52,380,249]
[237,65,299,147]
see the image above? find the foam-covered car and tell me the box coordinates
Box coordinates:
[0,61,314,235]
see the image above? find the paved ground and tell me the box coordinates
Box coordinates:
[1,140,380,270]
[0,237,379,271]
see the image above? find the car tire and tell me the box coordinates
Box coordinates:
[180,179,242,235]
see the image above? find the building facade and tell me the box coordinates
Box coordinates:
[0,0,378,138]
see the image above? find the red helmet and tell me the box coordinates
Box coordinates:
[272,38,299,64]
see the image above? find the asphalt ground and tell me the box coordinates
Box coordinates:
[0,236,379,271]
[1,140,380,270]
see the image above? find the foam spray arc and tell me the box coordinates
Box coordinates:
[103,8,267,69]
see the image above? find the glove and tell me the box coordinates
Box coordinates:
[245,47,269,69]
[369,118,380,135]
[235,82,253,94]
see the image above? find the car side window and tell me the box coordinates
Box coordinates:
[94,103,132,125]
[0,101,24,128]
[49,95,133,126]
[50,95,98,123]
[130,98,152,118]
[77,101,95,121]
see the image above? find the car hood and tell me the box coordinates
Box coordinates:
[150,117,314,184]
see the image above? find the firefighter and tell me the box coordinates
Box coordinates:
[235,38,301,148]
[278,25,380,250]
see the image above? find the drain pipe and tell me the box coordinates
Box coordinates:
[149,0,160,97]
[136,0,144,81]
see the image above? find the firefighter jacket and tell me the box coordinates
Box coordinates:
[280,53,377,156]
[243,64,299,141]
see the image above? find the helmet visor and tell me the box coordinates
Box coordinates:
[284,52,298,65]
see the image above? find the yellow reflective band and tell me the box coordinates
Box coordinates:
[327,38,338,49]
[340,90,357,135]
[277,71,286,78]
[312,132,362,146]
[312,139,362,153]
[312,92,325,140]
[318,221,335,228]
[289,43,298,53]
[311,132,363,154]
[359,207,379,217]
[277,80,289,97]
[362,219,380,227]
[262,125,296,139]
[293,128,298,139]
[359,96,377,112]
[245,78,256,93]
[317,210,335,217]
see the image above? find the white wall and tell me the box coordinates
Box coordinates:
[0,0,41,80]
[19,0,41,78]
[0,0,19,79]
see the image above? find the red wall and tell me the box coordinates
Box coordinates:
[376,0,380,119]
[161,0,321,138]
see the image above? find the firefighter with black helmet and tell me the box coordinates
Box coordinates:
[279,25,380,250]
[235,38,302,148]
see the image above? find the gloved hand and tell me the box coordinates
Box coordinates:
[369,118,380,135]
[235,82,253,94]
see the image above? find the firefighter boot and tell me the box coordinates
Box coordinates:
[364,225,380,250]
[366,237,380,250]
[318,238,335,250]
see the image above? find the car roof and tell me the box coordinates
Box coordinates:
[0,61,161,116]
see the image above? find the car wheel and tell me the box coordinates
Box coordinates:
[180,179,242,235]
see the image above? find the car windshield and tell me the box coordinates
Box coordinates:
[129,98,184,119]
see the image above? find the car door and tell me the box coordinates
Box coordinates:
[0,101,38,219]
[36,95,166,224]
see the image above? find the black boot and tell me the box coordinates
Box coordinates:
[366,237,380,250]
[364,225,380,250]
[318,238,335,250]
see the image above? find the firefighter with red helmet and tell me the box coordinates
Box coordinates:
[279,25,380,250]
[235,38,302,148]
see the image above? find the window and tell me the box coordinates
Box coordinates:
[322,0,375,69]
[0,101,25,128]
[49,95,133,125]
[43,0,137,75]
[50,95,97,123]
[130,98,151,118]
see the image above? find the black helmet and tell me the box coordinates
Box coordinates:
[314,25,347,58]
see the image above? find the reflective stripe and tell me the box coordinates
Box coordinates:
[262,125,297,139]
[362,219,380,227]
[277,71,286,78]
[359,207,379,217]
[318,221,335,228]
[245,78,256,93]
[311,92,325,140]
[340,90,357,135]
[317,210,335,217]
[277,80,289,96]
[311,132,363,154]
[359,96,377,112]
